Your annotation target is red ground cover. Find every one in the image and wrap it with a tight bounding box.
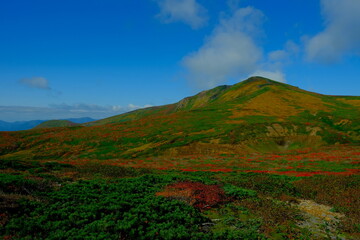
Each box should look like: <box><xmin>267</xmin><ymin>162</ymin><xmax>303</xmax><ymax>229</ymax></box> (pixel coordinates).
<box><xmin>156</xmin><ymin>182</ymin><xmax>228</xmax><ymax>209</ymax></box>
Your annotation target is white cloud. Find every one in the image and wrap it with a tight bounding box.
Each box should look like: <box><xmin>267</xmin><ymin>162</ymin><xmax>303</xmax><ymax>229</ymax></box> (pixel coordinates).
<box><xmin>155</xmin><ymin>0</ymin><xmax>208</xmax><ymax>29</ymax></box>
<box><xmin>0</xmin><ymin>104</ymin><xmax>152</xmax><ymax>122</ymax></box>
<box><xmin>305</xmin><ymin>0</ymin><xmax>360</xmax><ymax>63</ymax></box>
<box><xmin>249</xmin><ymin>70</ymin><xmax>286</xmax><ymax>83</ymax></box>
<box><xmin>227</xmin><ymin>0</ymin><xmax>240</xmax><ymax>11</ymax></box>
<box><xmin>50</xmin><ymin>103</ymin><xmax>114</xmax><ymax>112</ymax></box>
<box><xmin>19</xmin><ymin>77</ymin><xmax>50</xmax><ymax>90</ymax></box>
<box><xmin>112</xmin><ymin>105</ymin><xmax>122</xmax><ymax>111</ymax></box>
<box><xmin>51</xmin><ymin>103</ymin><xmax>152</xmax><ymax>113</ymax></box>
<box><xmin>268</xmin><ymin>41</ymin><xmax>299</xmax><ymax>64</ymax></box>
<box><xmin>268</xmin><ymin>50</ymin><xmax>288</xmax><ymax>62</ymax></box>
<box><xmin>252</xmin><ymin>40</ymin><xmax>299</xmax><ymax>82</ymax></box>
<box><xmin>127</xmin><ymin>104</ymin><xmax>153</xmax><ymax>111</ymax></box>
<box><xmin>182</xmin><ymin>7</ymin><xmax>264</xmax><ymax>88</ymax></box>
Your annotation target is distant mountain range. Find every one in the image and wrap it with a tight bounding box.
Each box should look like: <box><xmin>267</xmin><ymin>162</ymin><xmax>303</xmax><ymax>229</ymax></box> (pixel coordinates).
<box><xmin>0</xmin><ymin>117</ymin><xmax>96</xmax><ymax>131</ymax></box>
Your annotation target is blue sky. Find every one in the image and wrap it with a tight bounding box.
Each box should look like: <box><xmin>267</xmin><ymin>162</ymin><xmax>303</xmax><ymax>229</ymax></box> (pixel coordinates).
<box><xmin>1</xmin><ymin>0</ymin><xmax>359</xmax><ymax>121</ymax></box>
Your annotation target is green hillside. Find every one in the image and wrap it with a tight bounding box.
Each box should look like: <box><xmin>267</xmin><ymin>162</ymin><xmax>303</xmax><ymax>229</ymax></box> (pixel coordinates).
<box><xmin>87</xmin><ymin>77</ymin><xmax>360</xmax><ymax>126</ymax></box>
<box><xmin>1</xmin><ymin>77</ymin><xmax>359</xmax><ymax>160</ymax></box>
<box><xmin>33</xmin><ymin>120</ymin><xmax>78</xmax><ymax>129</ymax></box>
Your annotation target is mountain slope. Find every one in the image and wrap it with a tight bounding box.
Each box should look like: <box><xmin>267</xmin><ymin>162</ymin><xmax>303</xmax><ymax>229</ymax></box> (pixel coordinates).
<box><xmin>87</xmin><ymin>77</ymin><xmax>359</xmax><ymax>126</ymax></box>
<box><xmin>33</xmin><ymin>120</ymin><xmax>78</xmax><ymax>129</ymax></box>
<box><xmin>0</xmin><ymin>77</ymin><xmax>359</xmax><ymax>160</ymax></box>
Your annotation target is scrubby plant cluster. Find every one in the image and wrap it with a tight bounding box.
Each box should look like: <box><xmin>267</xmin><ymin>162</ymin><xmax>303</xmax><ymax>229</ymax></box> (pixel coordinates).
<box><xmin>1</xmin><ymin>159</ymin><xmax>359</xmax><ymax>239</ymax></box>
<box><xmin>156</xmin><ymin>181</ymin><xmax>228</xmax><ymax>209</ymax></box>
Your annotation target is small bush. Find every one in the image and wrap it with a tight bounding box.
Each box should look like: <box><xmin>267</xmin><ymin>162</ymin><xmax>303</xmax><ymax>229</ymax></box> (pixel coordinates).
<box><xmin>223</xmin><ymin>184</ymin><xmax>257</xmax><ymax>199</ymax></box>
<box><xmin>221</xmin><ymin>172</ymin><xmax>299</xmax><ymax>197</ymax></box>
<box><xmin>156</xmin><ymin>181</ymin><xmax>228</xmax><ymax>209</ymax></box>
<box><xmin>0</xmin><ymin>174</ymin><xmax>50</xmax><ymax>195</ymax></box>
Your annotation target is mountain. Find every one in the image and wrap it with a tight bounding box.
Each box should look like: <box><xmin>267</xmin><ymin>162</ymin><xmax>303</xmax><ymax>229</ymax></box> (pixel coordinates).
<box><xmin>0</xmin><ymin>117</ymin><xmax>96</xmax><ymax>131</ymax></box>
<box><xmin>33</xmin><ymin>117</ymin><xmax>97</xmax><ymax>129</ymax></box>
<box><xmin>86</xmin><ymin>77</ymin><xmax>360</xmax><ymax>126</ymax></box>
<box><xmin>0</xmin><ymin>77</ymin><xmax>359</xmax><ymax>160</ymax></box>
<box><xmin>33</xmin><ymin>120</ymin><xmax>78</xmax><ymax>129</ymax></box>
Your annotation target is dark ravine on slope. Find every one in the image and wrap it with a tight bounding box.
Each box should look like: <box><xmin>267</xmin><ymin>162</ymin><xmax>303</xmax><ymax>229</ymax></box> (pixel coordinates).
<box><xmin>0</xmin><ymin>77</ymin><xmax>359</xmax><ymax>160</ymax></box>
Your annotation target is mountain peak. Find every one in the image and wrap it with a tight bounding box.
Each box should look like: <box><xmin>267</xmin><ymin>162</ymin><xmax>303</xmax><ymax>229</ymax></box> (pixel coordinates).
<box><xmin>235</xmin><ymin>76</ymin><xmax>282</xmax><ymax>88</ymax></box>
<box><xmin>244</xmin><ymin>76</ymin><xmax>273</xmax><ymax>83</ymax></box>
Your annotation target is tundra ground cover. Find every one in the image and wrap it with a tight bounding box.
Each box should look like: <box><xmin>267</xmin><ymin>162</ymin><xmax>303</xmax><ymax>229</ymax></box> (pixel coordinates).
<box><xmin>55</xmin><ymin>144</ymin><xmax>360</xmax><ymax>177</ymax></box>
<box><xmin>1</xmin><ymin>149</ymin><xmax>359</xmax><ymax>240</ymax></box>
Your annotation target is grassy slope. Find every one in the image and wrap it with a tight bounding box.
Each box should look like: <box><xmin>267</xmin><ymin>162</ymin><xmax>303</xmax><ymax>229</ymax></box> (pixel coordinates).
<box><xmin>0</xmin><ymin>77</ymin><xmax>359</xmax><ymax>160</ymax></box>
<box><xmin>86</xmin><ymin>77</ymin><xmax>359</xmax><ymax>126</ymax></box>
<box><xmin>33</xmin><ymin>120</ymin><xmax>78</xmax><ymax>129</ymax></box>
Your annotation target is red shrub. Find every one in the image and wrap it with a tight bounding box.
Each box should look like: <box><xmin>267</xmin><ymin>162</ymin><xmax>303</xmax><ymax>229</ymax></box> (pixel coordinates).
<box><xmin>156</xmin><ymin>182</ymin><xmax>228</xmax><ymax>209</ymax></box>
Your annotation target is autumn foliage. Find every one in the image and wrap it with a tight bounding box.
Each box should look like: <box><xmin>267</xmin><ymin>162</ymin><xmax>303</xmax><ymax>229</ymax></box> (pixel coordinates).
<box><xmin>156</xmin><ymin>182</ymin><xmax>228</xmax><ymax>209</ymax></box>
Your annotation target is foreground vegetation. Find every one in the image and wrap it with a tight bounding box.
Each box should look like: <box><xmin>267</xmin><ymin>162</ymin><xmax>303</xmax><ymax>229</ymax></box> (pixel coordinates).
<box><xmin>1</xmin><ymin>157</ymin><xmax>359</xmax><ymax>239</ymax></box>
